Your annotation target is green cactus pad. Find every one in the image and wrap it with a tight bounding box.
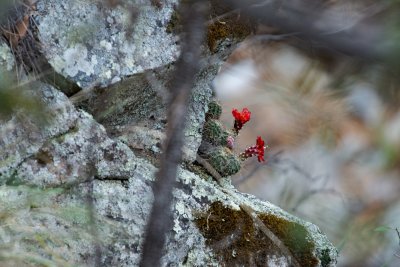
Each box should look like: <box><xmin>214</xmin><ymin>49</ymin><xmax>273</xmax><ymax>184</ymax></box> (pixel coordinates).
<box><xmin>206</xmin><ymin>101</ymin><xmax>222</xmax><ymax>120</ymax></box>
<box><xmin>203</xmin><ymin>119</ymin><xmax>231</xmax><ymax>146</ymax></box>
<box><xmin>208</xmin><ymin>147</ymin><xmax>241</xmax><ymax>177</ymax></box>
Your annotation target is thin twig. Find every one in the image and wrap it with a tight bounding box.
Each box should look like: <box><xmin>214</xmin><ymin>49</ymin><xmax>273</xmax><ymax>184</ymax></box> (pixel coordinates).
<box><xmin>240</xmin><ymin>203</ymin><xmax>301</xmax><ymax>267</ymax></box>
<box><xmin>223</xmin><ymin>0</ymin><xmax>388</xmax><ymax>61</ymax></box>
<box><xmin>139</xmin><ymin>2</ymin><xmax>207</xmax><ymax>267</ymax></box>
<box><xmin>196</xmin><ymin>154</ymin><xmax>302</xmax><ymax>266</ymax></box>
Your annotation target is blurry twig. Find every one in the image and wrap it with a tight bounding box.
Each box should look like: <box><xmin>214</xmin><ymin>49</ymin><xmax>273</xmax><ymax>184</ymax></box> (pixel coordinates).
<box><xmin>240</xmin><ymin>203</ymin><xmax>301</xmax><ymax>267</ymax></box>
<box><xmin>223</xmin><ymin>0</ymin><xmax>389</xmax><ymax>61</ymax></box>
<box><xmin>291</xmin><ymin>188</ymin><xmax>341</xmax><ymax>213</ymax></box>
<box><xmin>233</xmin><ymin>150</ymin><xmax>283</xmax><ymax>185</ymax></box>
<box><xmin>139</xmin><ymin>2</ymin><xmax>207</xmax><ymax>267</ymax></box>
<box><xmin>206</xmin><ymin>8</ymin><xmax>240</xmax><ymax>26</ymax></box>
<box><xmin>395</xmin><ymin>228</ymin><xmax>400</xmax><ymax>259</ymax></box>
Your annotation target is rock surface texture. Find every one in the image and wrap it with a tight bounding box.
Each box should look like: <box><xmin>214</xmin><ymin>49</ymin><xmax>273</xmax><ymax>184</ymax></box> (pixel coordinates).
<box><xmin>0</xmin><ymin>1</ymin><xmax>338</xmax><ymax>266</ymax></box>
<box><xmin>35</xmin><ymin>0</ymin><xmax>180</xmax><ymax>89</ymax></box>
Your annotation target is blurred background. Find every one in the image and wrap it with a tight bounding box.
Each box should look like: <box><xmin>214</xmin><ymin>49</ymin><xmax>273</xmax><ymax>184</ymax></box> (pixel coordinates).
<box><xmin>213</xmin><ymin>1</ymin><xmax>400</xmax><ymax>265</ymax></box>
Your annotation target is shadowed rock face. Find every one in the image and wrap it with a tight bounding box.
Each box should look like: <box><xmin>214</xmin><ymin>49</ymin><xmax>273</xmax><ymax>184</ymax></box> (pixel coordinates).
<box><xmin>0</xmin><ymin>1</ymin><xmax>337</xmax><ymax>266</ymax></box>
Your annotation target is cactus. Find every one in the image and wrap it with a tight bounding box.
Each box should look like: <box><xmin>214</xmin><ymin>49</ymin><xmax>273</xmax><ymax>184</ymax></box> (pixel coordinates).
<box><xmin>206</xmin><ymin>101</ymin><xmax>222</xmax><ymax>120</ymax></box>
<box><xmin>203</xmin><ymin>119</ymin><xmax>231</xmax><ymax>146</ymax></box>
<box><xmin>207</xmin><ymin>146</ymin><xmax>241</xmax><ymax>177</ymax></box>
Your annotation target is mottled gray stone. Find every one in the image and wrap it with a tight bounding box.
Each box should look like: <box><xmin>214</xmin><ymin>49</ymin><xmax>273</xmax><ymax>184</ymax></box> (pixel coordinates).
<box><xmin>35</xmin><ymin>0</ymin><xmax>179</xmax><ymax>89</ymax></box>
<box><xmin>74</xmin><ymin>63</ymin><xmax>213</xmax><ymax>162</ymax></box>
<box><xmin>0</xmin><ymin>40</ymin><xmax>15</xmax><ymax>71</ymax></box>
<box><xmin>14</xmin><ymin>110</ymin><xmax>138</xmax><ymax>186</ymax></box>
<box><xmin>0</xmin><ymin>82</ymin><xmax>78</xmax><ymax>180</ymax></box>
<box><xmin>0</xmin><ymin>157</ymin><xmax>338</xmax><ymax>266</ymax></box>
<box><xmin>0</xmin><ymin>1</ymin><xmax>337</xmax><ymax>265</ymax></box>
<box><xmin>0</xmin><ymin>80</ymin><xmax>337</xmax><ymax>266</ymax></box>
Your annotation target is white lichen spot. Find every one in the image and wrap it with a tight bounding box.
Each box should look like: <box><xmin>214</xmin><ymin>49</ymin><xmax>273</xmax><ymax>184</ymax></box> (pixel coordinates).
<box><xmin>62</xmin><ymin>44</ymin><xmax>95</xmax><ymax>77</ymax></box>
<box><xmin>111</xmin><ymin>76</ymin><xmax>121</xmax><ymax>84</ymax></box>
<box><xmin>103</xmin><ymin>70</ymin><xmax>112</xmax><ymax>79</ymax></box>
<box><xmin>51</xmin><ymin>55</ymin><xmax>65</xmax><ymax>73</ymax></box>
<box><xmin>176</xmin><ymin>201</ymin><xmax>186</xmax><ymax>215</ymax></box>
<box><xmin>91</xmin><ymin>55</ymin><xmax>98</xmax><ymax>66</ymax></box>
<box><xmin>100</xmin><ymin>40</ymin><xmax>113</xmax><ymax>51</ymax></box>
<box><xmin>0</xmin><ymin>43</ymin><xmax>15</xmax><ymax>71</ymax></box>
<box><xmin>267</xmin><ymin>255</ymin><xmax>290</xmax><ymax>267</ymax></box>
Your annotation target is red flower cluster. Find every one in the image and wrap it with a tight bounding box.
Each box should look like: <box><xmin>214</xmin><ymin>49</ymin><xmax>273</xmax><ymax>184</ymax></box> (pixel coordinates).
<box><xmin>232</xmin><ymin>108</ymin><xmax>251</xmax><ymax>133</ymax></box>
<box><xmin>240</xmin><ymin>136</ymin><xmax>266</xmax><ymax>162</ymax></box>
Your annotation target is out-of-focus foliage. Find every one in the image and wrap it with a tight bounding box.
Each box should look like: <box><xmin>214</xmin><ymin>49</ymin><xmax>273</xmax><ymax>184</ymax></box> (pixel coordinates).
<box><xmin>0</xmin><ymin>70</ymin><xmax>44</xmax><ymax>120</ymax></box>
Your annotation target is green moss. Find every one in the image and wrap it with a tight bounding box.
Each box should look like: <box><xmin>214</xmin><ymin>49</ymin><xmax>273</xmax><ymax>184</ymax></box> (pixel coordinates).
<box><xmin>207</xmin><ymin>1</ymin><xmax>253</xmax><ymax>52</ymax></box>
<box><xmin>206</xmin><ymin>100</ymin><xmax>222</xmax><ymax>120</ymax></box>
<box><xmin>195</xmin><ymin>201</ymin><xmax>322</xmax><ymax>266</ymax></box>
<box><xmin>208</xmin><ymin>146</ymin><xmax>240</xmax><ymax>176</ymax></box>
<box><xmin>259</xmin><ymin>214</ymin><xmax>319</xmax><ymax>266</ymax></box>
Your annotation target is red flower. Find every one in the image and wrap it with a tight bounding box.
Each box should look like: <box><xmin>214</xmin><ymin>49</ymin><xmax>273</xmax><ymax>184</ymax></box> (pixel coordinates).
<box><xmin>255</xmin><ymin>136</ymin><xmax>265</xmax><ymax>162</ymax></box>
<box><xmin>240</xmin><ymin>136</ymin><xmax>267</xmax><ymax>162</ymax></box>
<box><xmin>232</xmin><ymin>108</ymin><xmax>251</xmax><ymax>133</ymax></box>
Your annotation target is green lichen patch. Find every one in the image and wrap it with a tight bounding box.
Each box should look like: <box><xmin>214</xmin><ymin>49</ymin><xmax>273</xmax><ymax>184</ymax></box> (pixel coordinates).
<box><xmin>195</xmin><ymin>201</ymin><xmax>323</xmax><ymax>266</ymax></box>
<box><xmin>208</xmin><ymin>147</ymin><xmax>240</xmax><ymax>176</ymax></box>
<box><xmin>195</xmin><ymin>201</ymin><xmax>288</xmax><ymax>266</ymax></box>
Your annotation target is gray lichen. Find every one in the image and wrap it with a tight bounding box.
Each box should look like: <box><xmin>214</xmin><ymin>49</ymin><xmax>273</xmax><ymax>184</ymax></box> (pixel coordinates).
<box><xmin>0</xmin><ymin>41</ymin><xmax>15</xmax><ymax>71</ymax></box>
<box><xmin>0</xmin><ymin>1</ymin><xmax>338</xmax><ymax>265</ymax></box>
<box><xmin>0</xmin><ymin>80</ymin><xmax>337</xmax><ymax>266</ymax></box>
<box><xmin>0</xmin><ymin>82</ymin><xmax>78</xmax><ymax>180</ymax></box>
<box><xmin>74</xmin><ymin>62</ymin><xmax>213</xmax><ymax>162</ymax></box>
<box><xmin>35</xmin><ymin>0</ymin><xmax>180</xmax><ymax>89</ymax></box>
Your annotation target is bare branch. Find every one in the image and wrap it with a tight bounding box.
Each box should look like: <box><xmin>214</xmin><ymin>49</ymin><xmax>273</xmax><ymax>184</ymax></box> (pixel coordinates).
<box><xmin>139</xmin><ymin>2</ymin><xmax>207</xmax><ymax>267</ymax></box>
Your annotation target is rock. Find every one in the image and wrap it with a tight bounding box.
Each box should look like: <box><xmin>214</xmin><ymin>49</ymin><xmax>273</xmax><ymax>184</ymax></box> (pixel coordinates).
<box><xmin>0</xmin><ymin>160</ymin><xmax>338</xmax><ymax>266</ymax></box>
<box><xmin>0</xmin><ymin>39</ymin><xmax>15</xmax><ymax>71</ymax></box>
<box><xmin>0</xmin><ymin>82</ymin><xmax>78</xmax><ymax>180</ymax></box>
<box><xmin>0</xmin><ymin>81</ymin><xmax>337</xmax><ymax>266</ymax></box>
<box><xmin>73</xmin><ymin>63</ymin><xmax>214</xmax><ymax>162</ymax></box>
<box><xmin>0</xmin><ymin>1</ymin><xmax>338</xmax><ymax>265</ymax></box>
<box><xmin>35</xmin><ymin>0</ymin><xmax>180</xmax><ymax>89</ymax></box>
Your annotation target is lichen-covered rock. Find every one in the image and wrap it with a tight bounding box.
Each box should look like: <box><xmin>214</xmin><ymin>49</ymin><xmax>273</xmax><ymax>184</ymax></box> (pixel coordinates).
<box><xmin>0</xmin><ymin>40</ymin><xmax>15</xmax><ymax>71</ymax></box>
<box><xmin>0</xmin><ymin>160</ymin><xmax>338</xmax><ymax>267</ymax></box>
<box><xmin>35</xmin><ymin>0</ymin><xmax>180</xmax><ymax>89</ymax></box>
<box><xmin>0</xmin><ymin>1</ymin><xmax>338</xmax><ymax>265</ymax></box>
<box><xmin>0</xmin><ymin>80</ymin><xmax>337</xmax><ymax>266</ymax></box>
<box><xmin>74</xmin><ymin>63</ymin><xmax>214</xmax><ymax>162</ymax></box>
<box><xmin>13</xmin><ymin>111</ymin><xmax>138</xmax><ymax>186</ymax></box>
<box><xmin>0</xmin><ymin>82</ymin><xmax>78</xmax><ymax>180</ymax></box>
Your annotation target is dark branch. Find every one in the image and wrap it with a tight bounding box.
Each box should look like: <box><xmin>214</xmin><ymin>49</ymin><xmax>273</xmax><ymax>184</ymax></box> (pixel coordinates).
<box><xmin>139</xmin><ymin>2</ymin><xmax>207</xmax><ymax>267</ymax></box>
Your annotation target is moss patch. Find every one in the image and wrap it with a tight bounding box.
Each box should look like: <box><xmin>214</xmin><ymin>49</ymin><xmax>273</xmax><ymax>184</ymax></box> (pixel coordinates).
<box><xmin>207</xmin><ymin>1</ymin><xmax>253</xmax><ymax>52</ymax></box>
<box><xmin>195</xmin><ymin>201</ymin><xmax>321</xmax><ymax>266</ymax></box>
<box><xmin>259</xmin><ymin>214</ymin><xmax>319</xmax><ymax>266</ymax></box>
